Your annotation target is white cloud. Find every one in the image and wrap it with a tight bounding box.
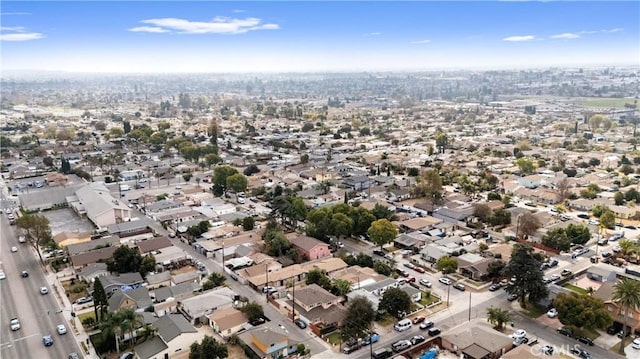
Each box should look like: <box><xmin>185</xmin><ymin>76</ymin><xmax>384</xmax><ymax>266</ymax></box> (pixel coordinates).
<box><xmin>503</xmin><ymin>35</ymin><xmax>535</xmax><ymax>42</ymax></box>
<box><xmin>1</xmin><ymin>24</ymin><xmax>43</xmax><ymax>42</ymax></box>
<box><xmin>0</xmin><ymin>32</ymin><xmax>44</xmax><ymax>41</ymax></box>
<box><xmin>132</xmin><ymin>16</ymin><xmax>280</xmax><ymax>35</ymax></box>
<box><xmin>551</xmin><ymin>32</ymin><xmax>580</xmax><ymax>39</ymax></box>
<box><xmin>410</xmin><ymin>39</ymin><xmax>431</xmax><ymax>44</ymax></box>
<box><xmin>129</xmin><ymin>26</ymin><xmax>170</xmax><ymax>33</ymax></box>
<box><xmin>579</xmin><ymin>28</ymin><xmax>623</xmax><ymax>35</ymax></box>
<box><xmin>0</xmin><ymin>26</ymin><xmax>26</xmax><ymax>32</ymax></box>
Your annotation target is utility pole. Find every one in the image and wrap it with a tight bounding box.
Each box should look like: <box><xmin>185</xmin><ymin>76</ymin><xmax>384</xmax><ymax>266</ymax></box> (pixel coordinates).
<box><xmin>265</xmin><ymin>264</ymin><xmax>269</xmax><ymax>301</ymax></box>
<box><xmin>468</xmin><ymin>292</ymin><xmax>472</xmax><ymax>321</ymax></box>
<box><xmin>291</xmin><ymin>278</ymin><xmax>296</xmax><ymax>321</ymax></box>
<box><xmin>447</xmin><ymin>284</ymin><xmax>451</xmax><ymax>307</ymax></box>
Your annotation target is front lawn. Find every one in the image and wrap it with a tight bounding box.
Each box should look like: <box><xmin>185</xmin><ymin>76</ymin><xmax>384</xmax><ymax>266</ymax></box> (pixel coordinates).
<box><xmin>563</xmin><ymin>284</ymin><xmax>588</xmax><ymax>295</ymax></box>
<box><xmin>325</xmin><ymin>331</ymin><xmax>341</xmax><ymax>345</ymax></box>
<box><xmin>376</xmin><ymin>314</ymin><xmax>395</xmax><ymax>327</ymax></box>
<box><xmin>420</xmin><ymin>291</ymin><xmax>439</xmax><ymax>306</ymax></box>
<box><xmin>524</xmin><ymin>303</ymin><xmax>547</xmax><ymax>318</ymax></box>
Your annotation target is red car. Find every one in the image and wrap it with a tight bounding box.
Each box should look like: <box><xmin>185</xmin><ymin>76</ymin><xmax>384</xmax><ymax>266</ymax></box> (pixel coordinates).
<box><xmin>407</xmin><ymin>277</ymin><xmax>416</xmax><ymax>283</ymax></box>
<box><xmin>414</xmin><ymin>267</ymin><xmax>425</xmax><ymax>273</ymax></box>
<box><xmin>412</xmin><ymin>316</ymin><xmax>425</xmax><ymax>324</ymax></box>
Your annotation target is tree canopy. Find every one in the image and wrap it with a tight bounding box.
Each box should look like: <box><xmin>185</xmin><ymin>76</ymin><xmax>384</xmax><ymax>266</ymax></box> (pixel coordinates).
<box><xmin>189</xmin><ymin>335</ymin><xmax>228</xmax><ymax>359</ymax></box>
<box><xmin>553</xmin><ymin>292</ymin><xmax>611</xmax><ymax>330</ymax></box>
<box><xmin>502</xmin><ymin>243</ymin><xmax>548</xmax><ymax>308</ymax></box>
<box><xmin>379</xmin><ymin>287</ymin><xmax>412</xmax><ymax>319</ymax></box>
<box><xmin>341</xmin><ymin>296</ymin><xmax>376</xmax><ymax>340</ymax></box>
<box><xmin>16</xmin><ymin>213</ymin><xmax>54</xmax><ymax>264</ymax></box>
<box><xmin>436</xmin><ymin>256</ymin><xmax>458</xmax><ymax>274</ymax></box>
<box><xmin>368</xmin><ymin>219</ymin><xmax>397</xmax><ymax>249</ymax></box>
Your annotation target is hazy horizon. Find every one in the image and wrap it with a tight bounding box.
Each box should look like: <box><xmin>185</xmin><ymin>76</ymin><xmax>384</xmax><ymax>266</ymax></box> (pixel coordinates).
<box><xmin>2</xmin><ymin>1</ymin><xmax>638</xmax><ymax>73</ymax></box>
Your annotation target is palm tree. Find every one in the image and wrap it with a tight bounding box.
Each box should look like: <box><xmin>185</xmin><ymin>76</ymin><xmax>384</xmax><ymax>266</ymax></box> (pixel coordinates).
<box><xmin>117</xmin><ymin>308</ymin><xmax>143</xmax><ymax>347</ymax></box>
<box><xmin>612</xmin><ymin>278</ymin><xmax>640</xmax><ymax>354</ymax></box>
<box><xmin>486</xmin><ymin>307</ymin><xmax>512</xmax><ymax>330</ymax></box>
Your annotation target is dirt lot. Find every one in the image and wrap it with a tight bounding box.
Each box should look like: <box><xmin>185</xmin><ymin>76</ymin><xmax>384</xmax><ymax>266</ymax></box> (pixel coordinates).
<box><xmin>61</xmin><ymin>278</ymin><xmax>90</xmax><ymax>303</ymax></box>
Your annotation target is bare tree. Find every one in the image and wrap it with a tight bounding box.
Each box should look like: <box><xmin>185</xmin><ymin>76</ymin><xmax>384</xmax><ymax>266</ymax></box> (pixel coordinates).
<box><xmin>516</xmin><ymin>212</ymin><xmax>542</xmax><ymax>240</ymax></box>
<box><xmin>556</xmin><ymin>178</ymin><xmax>570</xmax><ymax>202</ymax></box>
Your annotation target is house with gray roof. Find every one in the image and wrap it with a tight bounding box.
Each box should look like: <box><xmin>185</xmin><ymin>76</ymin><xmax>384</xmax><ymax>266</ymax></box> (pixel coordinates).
<box><xmin>99</xmin><ymin>272</ymin><xmax>144</xmax><ymax>294</ymax></box>
<box><xmin>440</xmin><ymin>319</ymin><xmax>512</xmax><ymax>359</ymax></box>
<box><xmin>107</xmin><ymin>287</ymin><xmax>153</xmax><ymax>312</ymax></box>
<box><xmin>18</xmin><ymin>183</ymin><xmax>82</xmax><ymax>212</ymax></box>
<box><xmin>154</xmin><ymin>314</ymin><xmax>197</xmax><ymax>343</ymax></box>
<box><xmin>134</xmin><ymin>336</ymin><xmax>168</xmax><ymax>359</ymax></box>
<box><xmin>179</xmin><ymin>286</ymin><xmax>235</xmax><ymax>324</ymax></box>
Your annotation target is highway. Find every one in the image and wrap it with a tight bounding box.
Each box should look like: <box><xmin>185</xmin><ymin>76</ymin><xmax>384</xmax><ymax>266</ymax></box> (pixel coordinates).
<box><xmin>0</xmin><ymin>213</ymin><xmax>82</xmax><ymax>359</ymax></box>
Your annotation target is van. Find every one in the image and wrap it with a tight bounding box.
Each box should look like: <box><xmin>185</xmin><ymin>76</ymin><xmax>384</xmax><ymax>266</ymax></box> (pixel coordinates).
<box><xmin>394</xmin><ymin>319</ymin><xmax>412</xmax><ymax>332</ymax></box>
<box><xmin>372</xmin><ymin>347</ymin><xmax>393</xmax><ymax>359</ymax></box>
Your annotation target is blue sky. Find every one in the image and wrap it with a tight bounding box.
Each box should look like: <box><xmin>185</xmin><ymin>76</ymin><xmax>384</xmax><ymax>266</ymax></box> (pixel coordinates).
<box><xmin>1</xmin><ymin>1</ymin><xmax>638</xmax><ymax>73</ymax></box>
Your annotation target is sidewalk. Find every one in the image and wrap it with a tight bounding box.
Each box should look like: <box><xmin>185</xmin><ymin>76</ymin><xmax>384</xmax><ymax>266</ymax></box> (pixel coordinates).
<box><xmin>46</xmin><ymin>267</ymin><xmax>100</xmax><ymax>359</ymax></box>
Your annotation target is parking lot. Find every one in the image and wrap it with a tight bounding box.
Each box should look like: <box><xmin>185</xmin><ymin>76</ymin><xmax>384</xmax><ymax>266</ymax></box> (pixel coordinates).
<box><xmin>41</xmin><ymin>208</ymin><xmax>95</xmax><ymax>236</ymax></box>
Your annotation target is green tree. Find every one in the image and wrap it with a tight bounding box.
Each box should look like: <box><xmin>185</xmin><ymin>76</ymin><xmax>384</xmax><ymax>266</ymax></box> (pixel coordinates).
<box><xmin>368</xmin><ymin>219</ymin><xmax>397</xmax><ymax>249</ymax></box>
<box><xmin>502</xmin><ymin>243</ymin><xmax>548</xmax><ymax>308</ymax></box>
<box><xmin>263</xmin><ymin>228</ymin><xmax>291</xmax><ymax>257</ymax></box>
<box><xmin>474</xmin><ymin>203</ymin><xmax>492</xmax><ymax>222</ymax></box>
<box><xmin>565</xmin><ymin>224</ymin><xmax>591</xmax><ymax>245</ymax></box>
<box><xmin>331</xmin><ymin>278</ymin><xmax>353</xmax><ymax>297</ymax></box>
<box><xmin>600</xmin><ymin>210</ymin><xmax>616</xmax><ymax>229</ymax></box>
<box><xmin>371</xmin><ymin>203</ymin><xmax>396</xmax><ymax>221</ymax></box>
<box><xmin>306</xmin><ymin>207</ymin><xmax>333</xmax><ymax>240</ymax></box>
<box><xmin>542</xmin><ymin>228</ymin><xmax>572</xmax><ymax>251</ymax></box>
<box><xmin>351</xmin><ymin>207</ymin><xmax>376</xmax><ymax>236</ymax></box>
<box><xmin>93</xmin><ymin>277</ymin><xmax>109</xmax><ymax>322</ymax></box>
<box><xmin>305</xmin><ymin>268</ymin><xmax>331</xmax><ymax>289</ymax></box>
<box><xmin>140</xmin><ymin>254</ymin><xmax>156</xmax><ymax>278</ymax></box>
<box><xmin>413</xmin><ymin>169</ymin><xmax>444</xmax><ymax>203</ymax></box>
<box><xmin>204</xmin><ymin>153</ymin><xmax>221</xmax><ymax>169</ymax></box>
<box><xmin>243</xmin><ymin>164</ymin><xmax>260</xmax><ymax>176</ymax></box>
<box><xmin>16</xmin><ymin>213</ymin><xmax>54</xmax><ymax>264</ymax></box>
<box><xmin>373</xmin><ymin>260</ymin><xmax>392</xmax><ymax>276</ymax></box>
<box><xmin>553</xmin><ymin>292</ymin><xmax>611</xmax><ymax>330</ymax></box>
<box><xmin>213</xmin><ymin>165</ymin><xmax>239</xmax><ymax>195</ymax></box>
<box><xmin>486</xmin><ymin>307</ymin><xmax>512</xmax><ymax>330</ymax></box>
<box><xmin>613</xmin><ymin>278</ymin><xmax>640</xmax><ymax>353</ymax></box>
<box><xmin>515</xmin><ymin>157</ymin><xmax>535</xmax><ymax>175</ymax></box>
<box><xmin>341</xmin><ymin>296</ymin><xmax>375</xmax><ymax>341</ymax></box>
<box><xmin>331</xmin><ymin>213</ymin><xmax>354</xmax><ymax>238</ymax></box>
<box><xmin>240</xmin><ymin>301</ymin><xmax>264</xmax><ymax>321</ymax></box>
<box><xmin>189</xmin><ymin>335</ymin><xmax>228</xmax><ymax>359</ymax></box>
<box><xmin>614</xmin><ymin>191</ymin><xmax>625</xmax><ymax>205</ymax></box>
<box><xmin>123</xmin><ymin>121</ymin><xmax>131</xmax><ymax>134</ymax></box>
<box><xmin>436</xmin><ymin>256</ymin><xmax>458</xmax><ymax>275</ymax></box>
<box><xmin>378</xmin><ymin>287</ymin><xmax>412</xmax><ymax>319</ymax></box>
<box><xmin>202</xmin><ymin>272</ymin><xmax>226</xmax><ymax>290</ymax></box>
<box><xmin>486</xmin><ymin>260</ymin><xmax>506</xmax><ymax>280</ymax></box>
<box><xmin>227</xmin><ymin>173</ymin><xmax>248</xmax><ymax>196</ymax></box>
<box><xmin>107</xmin><ymin>246</ymin><xmax>143</xmax><ymax>275</ymax></box>
<box><xmin>242</xmin><ymin>216</ymin><xmax>255</xmax><ymax>231</ymax></box>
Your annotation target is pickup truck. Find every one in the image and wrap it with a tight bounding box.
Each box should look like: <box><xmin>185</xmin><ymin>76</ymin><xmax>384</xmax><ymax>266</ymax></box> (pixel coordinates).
<box><xmin>343</xmin><ymin>339</ymin><xmax>363</xmax><ymax>354</ymax></box>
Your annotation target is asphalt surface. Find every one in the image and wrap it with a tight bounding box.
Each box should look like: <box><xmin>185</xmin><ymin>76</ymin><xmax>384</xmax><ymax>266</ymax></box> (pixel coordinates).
<box><xmin>0</xmin><ymin>213</ymin><xmax>82</xmax><ymax>359</ymax></box>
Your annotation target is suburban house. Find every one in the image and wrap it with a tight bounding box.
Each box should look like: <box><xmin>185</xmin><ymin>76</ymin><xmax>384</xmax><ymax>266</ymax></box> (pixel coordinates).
<box><xmin>179</xmin><ymin>286</ymin><xmax>235</xmax><ymax>325</ymax></box>
<box><xmin>133</xmin><ymin>314</ymin><xmax>198</xmax><ymax>359</ymax></box>
<box><xmin>99</xmin><ymin>272</ymin><xmax>145</xmax><ymax>294</ymax></box>
<box><xmin>440</xmin><ymin>319</ymin><xmax>513</xmax><ymax>359</ymax></box>
<box><xmin>68</xmin><ymin>182</ymin><xmax>132</xmax><ymax>228</ymax></box>
<box><xmin>238</xmin><ymin>327</ymin><xmax>301</xmax><ymax>359</ymax></box>
<box><xmin>70</xmin><ymin>246</ymin><xmax>117</xmax><ymax>269</ymax></box>
<box><xmin>107</xmin><ymin>287</ymin><xmax>153</xmax><ymax>312</ymax></box>
<box><xmin>594</xmin><ymin>279</ymin><xmax>640</xmax><ymax>334</ymax></box>
<box><xmin>284</xmin><ymin>284</ymin><xmax>346</xmax><ymax>326</ymax></box>
<box><xmin>290</xmin><ymin>235</ymin><xmax>331</xmax><ymax>260</ymax></box>
<box><xmin>53</xmin><ymin>231</ymin><xmax>93</xmax><ymax>248</ymax></box>
<box><xmin>457</xmin><ymin>253</ymin><xmax>494</xmax><ymax>281</ymax></box>
<box><xmin>209</xmin><ymin>307</ymin><xmax>248</xmax><ymax>337</ymax></box>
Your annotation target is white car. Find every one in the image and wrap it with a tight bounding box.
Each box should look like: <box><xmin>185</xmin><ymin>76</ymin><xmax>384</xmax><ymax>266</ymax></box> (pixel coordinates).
<box><xmin>11</xmin><ymin>246</ymin><xmax>17</xmax><ymax>253</ymax></box>
<box><xmin>512</xmin><ymin>329</ymin><xmax>527</xmax><ymax>339</ymax></box>
<box><xmin>0</xmin><ymin>271</ymin><xmax>5</xmax><ymax>280</ymax></box>
<box><xmin>18</xmin><ymin>236</ymin><xmax>26</xmax><ymax>243</ymax></box>
<box><xmin>438</xmin><ymin>277</ymin><xmax>452</xmax><ymax>285</ymax></box>
<box><xmin>549</xmin><ymin>274</ymin><xmax>561</xmax><ymax>281</ymax></box>
<box><xmin>40</xmin><ymin>286</ymin><xmax>49</xmax><ymax>295</ymax></box>
<box><xmin>632</xmin><ymin>338</ymin><xmax>640</xmax><ymax>349</ymax></box>
<box><xmin>10</xmin><ymin>318</ymin><xmax>20</xmax><ymax>331</ymax></box>
<box><xmin>547</xmin><ymin>308</ymin><xmax>558</xmax><ymax>318</ymax></box>
<box><xmin>419</xmin><ymin>279</ymin><xmax>432</xmax><ymax>287</ymax></box>
<box><xmin>56</xmin><ymin>324</ymin><xmax>67</xmax><ymax>335</ymax></box>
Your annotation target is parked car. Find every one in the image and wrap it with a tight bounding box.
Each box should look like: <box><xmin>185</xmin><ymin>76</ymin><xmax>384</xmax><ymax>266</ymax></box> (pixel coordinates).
<box><xmin>403</xmin><ymin>262</ymin><xmax>415</xmax><ymax>269</ymax></box>
<box><xmin>561</xmin><ymin>269</ymin><xmax>572</xmax><ymax>276</ymax></box>
<box><xmin>453</xmin><ymin>283</ymin><xmax>466</xmax><ymax>291</ymax></box>
<box><xmin>412</xmin><ymin>316</ymin><xmax>425</xmax><ymax>324</ymax></box>
<box><xmin>373</xmin><ymin>249</ymin><xmax>385</xmax><ymax>257</ymax></box>
<box><xmin>548</xmin><ymin>259</ymin><xmax>559</xmax><ymax>267</ymax></box>
<box><xmin>540</xmin><ymin>345</ymin><xmax>554</xmax><ymax>355</ymax></box>
<box><xmin>512</xmin><ymin>329</ymin><xmax>527</xmax><ymax>339</ymax></box>
<box><xmin>513</xmin><ymin>336</ymin><xmax>529</xmax><ymax>346</ymax></box>
<box><xmin>391</xmin><ymin>339</ymin><xmax>412</xmax><ymax>353</ymax></box>
<box><xmin>294</xmin><ymin>319</ymin><xmax>307</xmax><ymax>329</ymax></box>
<box><xmin>577</xmin><ymin>336</ymin><xmax>594</xmax><ymax>346</ymax></box>
<box><xmin>413</xmin><ymin>267</ymin><xmax>425</xmax><ymax>273</ymax></box>
<box><xmin>20</xmin><ymin>271</ymin><xmax>29</xmax><ymax>278</ymax></box>
<box><xmin>419</xmin><ymin>321</ymin><xmax>434</xmax><ymax>330</ymax></box>
<box><xmin>57</xmin><ymin>325</ymin><xmax>67</xmax><ymax>335</ymax></box>
<box><xmin>76</xmin><ymin>296</ymin><xmax>93</xmax><ymax>304</ymax></box>
<box><xmin>410</xmin><ymin>335</ymin><xmax>425</xmax><ymax>345</ymax></box>
<box><xmin>557</xmin><ymin>327</ymin><xmax>573</xmax><ymax>337</ymax></box>
<box><xmin>438</xmin><ymin>277</ymin><xmax>452</xmax><ymax>285</ymax></box>
<box><xmin>427</xmin><ymin>327</ymin><xmax>441</xmax><ymax>336</ymax></box>
<box><xmin>507</xmin><ymin>293</ymin><xmax>518</xmax><ymax>301</ymax></box>
<box><xmin>363</xmin><ymin>333</ymin><xmax>380</xmax><ymax>345</ymax></box>
<box><xmin>632</xmin><ymin>338</ymin><xmax>640</xmax><ymax>350</ymax></box>
<box><xmin>396</xmin><ymin>269</ymin><xmax>410</xmax><ymax>278</ymax></box>
<box><xmin>570</xmin><ymin>345</ymin><xmax>591</xmax><ymax>359</ymax></box>
<box><xmin>488</xmin><ymin>284</ymin><xmax>501</xmax><ymax>291</ymax></box>
<box><xmin>419</xmin><ymin>279</ymin><xmax>432</xmax><ymax>287</ymax></box>
<box><xmin>546</xmin><ymin>308</ymin><xmax>558</xmax><ymax>318</ymax></box>
<box><xmin>549</xmin><ymin>274</ymin><xmax>561</xmax><ymax>281</ymax></box>
<box><xmin>40</xmin><ymin>287</ymin><xmax>49</xmax><ymax>295</ymax></box>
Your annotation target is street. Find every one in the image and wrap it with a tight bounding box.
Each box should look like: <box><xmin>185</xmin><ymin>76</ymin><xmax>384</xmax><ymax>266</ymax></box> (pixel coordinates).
<box><xmin>0</xmin><ymin>213</ymin><xmax>82</xmax><ymax>359</ymax></box>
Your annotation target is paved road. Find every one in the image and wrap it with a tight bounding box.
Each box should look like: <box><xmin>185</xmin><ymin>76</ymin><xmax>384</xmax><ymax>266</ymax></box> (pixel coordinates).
<box><xmin>0</xmin><ymin>214</ymin><xmax>82</xmax><ymax>359</ymax></box>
